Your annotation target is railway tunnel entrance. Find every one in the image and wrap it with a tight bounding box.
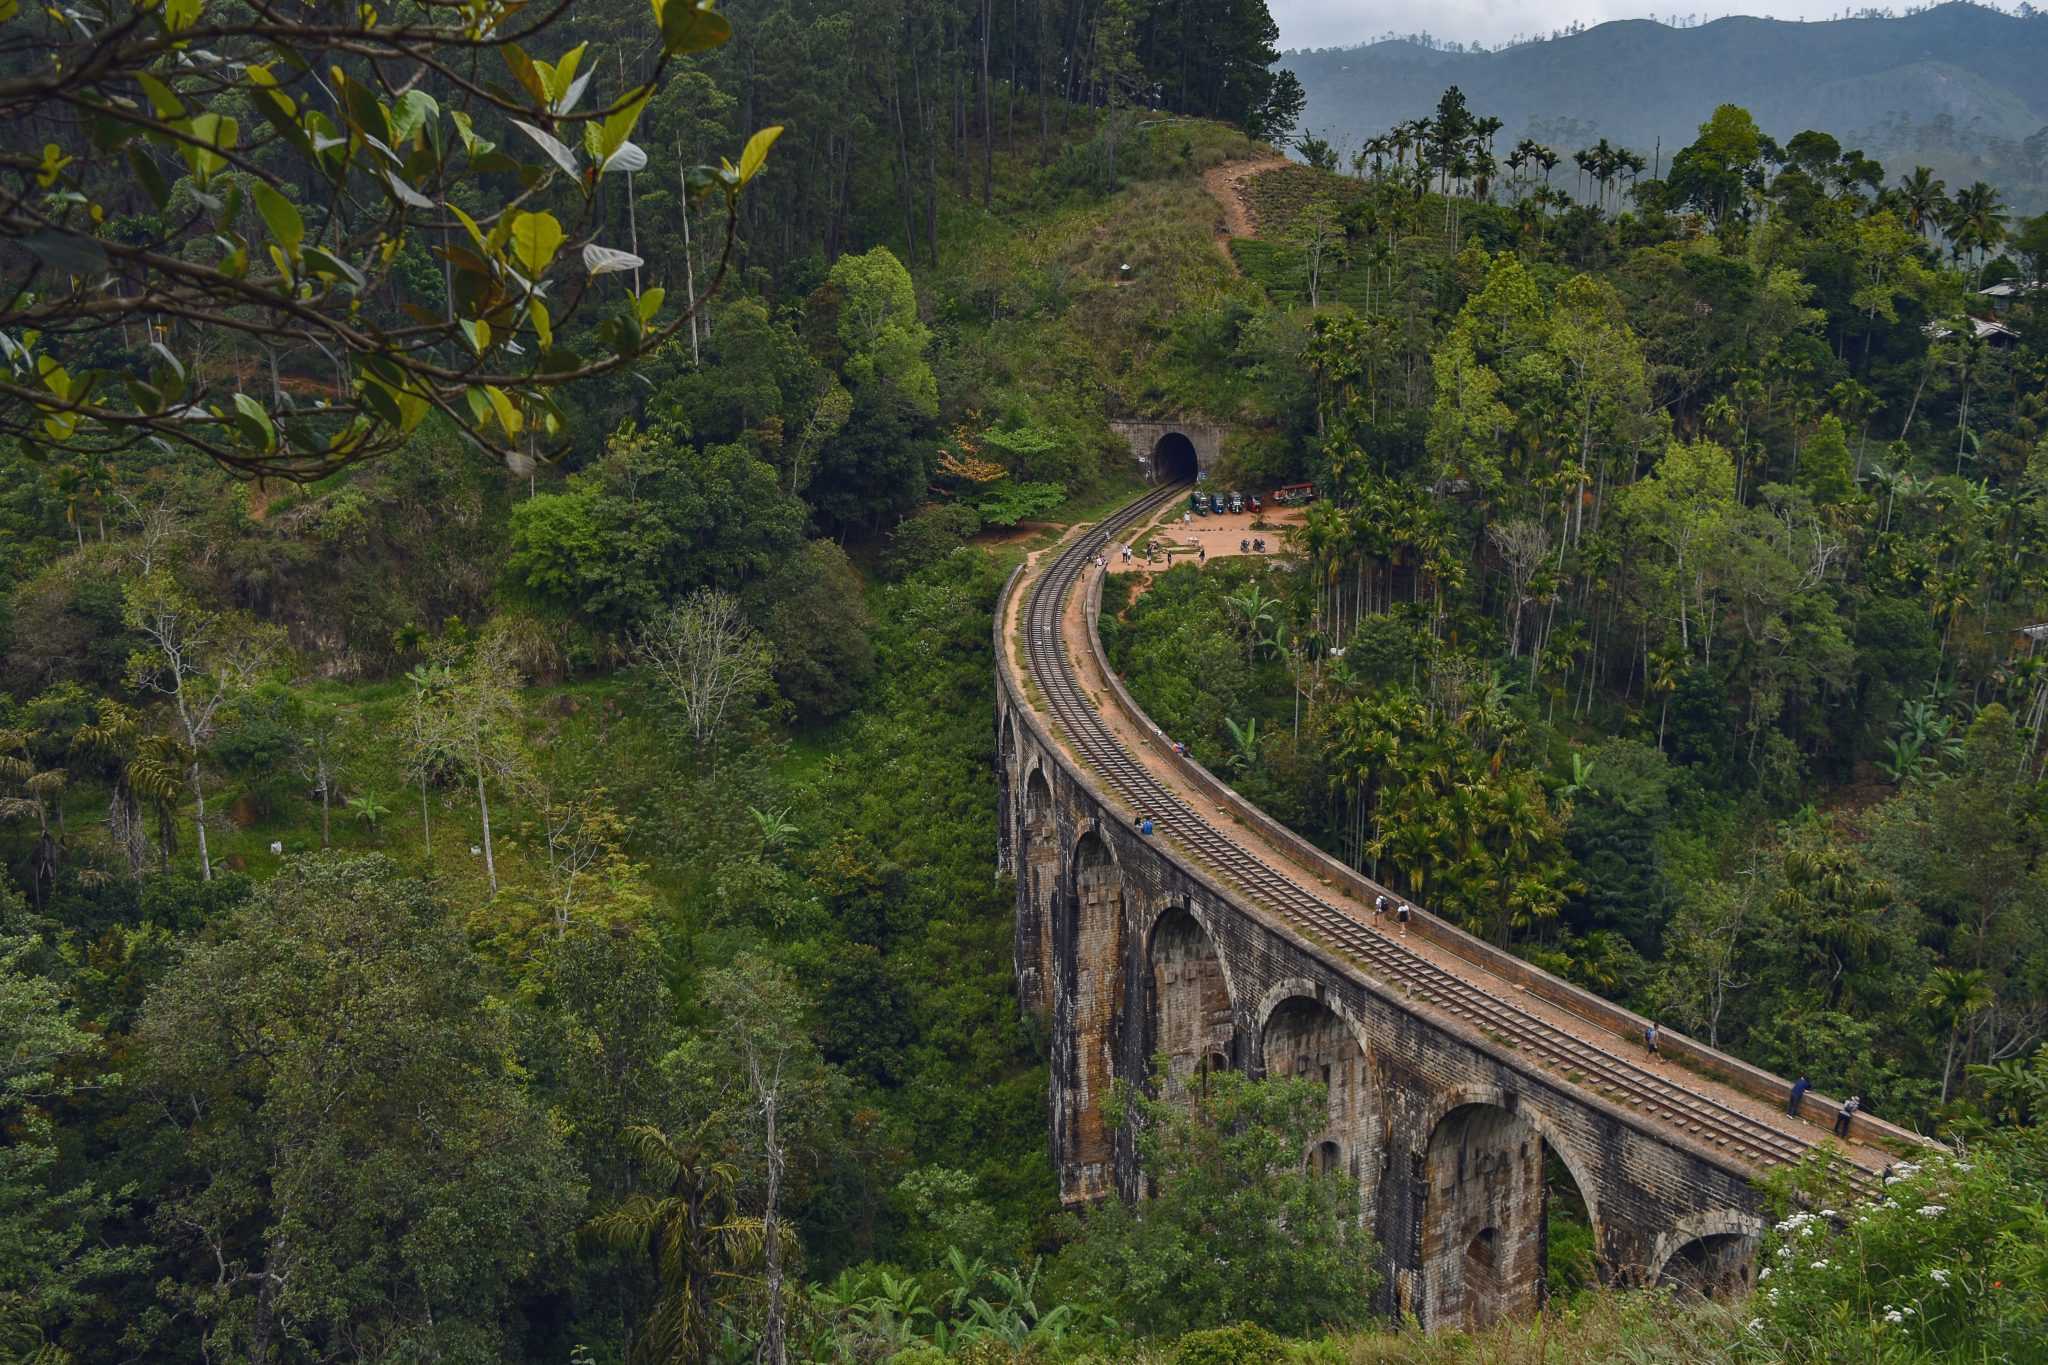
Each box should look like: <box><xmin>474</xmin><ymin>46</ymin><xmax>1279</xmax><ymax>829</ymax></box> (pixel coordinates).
<box><xmin>1153</xmin><ymin>432</ymin><xmax>1199</xmax><ymax>483</ymax></box>
<box><xmin>1419</xmin><ymin>1101</ymin><xmax>1599</xmax><ymax>1330</ymax></box>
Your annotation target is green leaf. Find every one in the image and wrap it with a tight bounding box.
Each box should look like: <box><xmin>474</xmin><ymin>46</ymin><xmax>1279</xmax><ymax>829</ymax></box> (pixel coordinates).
<box><xmin>127</xmin><ymin>147</ymin><xmax>169</xmax><ymax>208</ymax></box>
<box><xmin>635</xmin><ymin>287</ymin><xmax>665</xmax><ymax>323</ymax></box>
<box><xmin>446</xmin><ymin>204</ymin><xmax>489</xmax><ymax>254</ymax></box>
<box><xmin>390</xmin><ymin>90</ymin><xmax>440</xmax><ymax>146</ymax></box>
<box><xmin>179</xmin><ymin>113</ymin><xmax>238</xmax><ymax>184</ymax></box>
<box><xmin>501</xmin><ymin>45</ymin><xmax>548</xmax><ymax>106</ymax></box>
<box><xmin>460</xmin><ymin>318</ymin><xmax>491</xmax><ymax>355</ymax></box>
<box><xmin>302</xmin><ymin>246</ymin><xmax>366</xmax><ymax>291</ymax></box>
<box><xmin>509</xmin><ymin>212</ymin><xmax>565</xmax><ymax>278</ymax></box>
<box><xmin>22</xmin><ymin>231</ymin><xmax>108</xmax><ymax>275</ymax></box>
<box><xmin>659</xmin><ymin>0</ymin><xmax>732</xmax><ymax>56</ymax></box>
<box><xmin>598</xmin><ymin>92</ymin><xmax>650</xmax><ymax>161</ymax></box>
<box><xmin>482</xmin><ymin>385</ymin><xmax>522</xmax><ymax>435</ymax></box>
<box><xmin>232</xmin><ymin>392</ymin><xmax>276</xmax><ymax>450</ymax></box>
<box><xmin>510</xmin><ymin>121</ymin><xmax>578</xmax><ymax>178</ymax></box>
<box><xmin>136</xmin><ymin>74</ymin><xmax>184</xmax><ymax>120</ymax></box>
<box><xmin>738</xmin><ymin>125</ymin><xmax>782</xmax><ymax>185</ymax></box>
<box><xmin>251</xmin><ymin>181</ymin><xmax>304</xmax><ymax>257</ymax></box>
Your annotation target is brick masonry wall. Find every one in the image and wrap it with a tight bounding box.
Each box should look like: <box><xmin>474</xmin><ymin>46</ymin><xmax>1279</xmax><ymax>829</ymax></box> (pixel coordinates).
<box><xmin>1000</xmin><ymin>685</ymin><xmax>1767</xmax><ymax>1328</ymax></box>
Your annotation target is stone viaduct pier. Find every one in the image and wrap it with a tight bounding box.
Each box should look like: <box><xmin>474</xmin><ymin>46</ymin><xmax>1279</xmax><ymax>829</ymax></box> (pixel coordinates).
<box><xmin>995</xmin><ymin>484</ymin><xmax>1931</xmax><ymax>1329</ymax></box>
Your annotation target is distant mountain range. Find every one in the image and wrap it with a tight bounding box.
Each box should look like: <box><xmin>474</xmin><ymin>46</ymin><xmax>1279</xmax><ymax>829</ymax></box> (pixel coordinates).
<box><xmin>1283</xmin><ymin>4</ymin><xmax>2048</xmax><ymax>209</ymax></box>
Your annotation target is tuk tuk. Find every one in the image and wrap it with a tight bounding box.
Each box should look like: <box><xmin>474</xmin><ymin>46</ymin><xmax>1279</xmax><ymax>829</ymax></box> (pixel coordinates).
<box><xmin>1248</xmin><ymin>493</ymin><xmax>1263</xmax><ymax>512</ymax></box>
<box><xmin>1208</xmin><ymin>492</ymin><xmax>1225</xmax><ymax>515</ymax></box>
<box><xmin>1229</xmin><ymin>491</ymin><xmax>1244</xmax><ymax>515</ymax></box>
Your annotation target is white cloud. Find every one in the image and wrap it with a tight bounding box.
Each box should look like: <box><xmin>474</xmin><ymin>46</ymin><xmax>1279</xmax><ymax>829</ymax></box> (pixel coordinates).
<box><xmin>1275</xmin><ymin>0</ymin><xmax>1866</xmax><ymax>52</ymax></box>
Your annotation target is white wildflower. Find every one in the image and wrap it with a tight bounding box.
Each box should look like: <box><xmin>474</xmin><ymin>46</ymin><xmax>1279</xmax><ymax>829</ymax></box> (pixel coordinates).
<box><xmin>1757</xmin><ymin>1267</ymin><xmax>1771</xmax><ymax>1281</ymax></box>
<box><xmin>1811</xmin><ymin>1260</ymin><xmax>1831</xmax><ymax>1270</ymax></box>
<box><xmin>1919</xmin><ymin>1204</ymin><xmax>1946</xmax><ymax>1217</ymax></box>
<box><xmin>1883</xmin><ymin>1309</ymin><xmax>1904</xmax><ymax>1326</ymax></box>
<box><xmin>1803</xmin><ymin>1224</ymin><xmax>1819</xmax><ymax>1237</ymax></box>
<box><xmin>1747</xmin><ymin>1319</ymin><xmax>1764</xmax><ymax>1334</ymax></box>
<box><xmin>1930</xmin><ymin>1269</ymin><xmax>1949</xmax><ymax>1285</ymax></box>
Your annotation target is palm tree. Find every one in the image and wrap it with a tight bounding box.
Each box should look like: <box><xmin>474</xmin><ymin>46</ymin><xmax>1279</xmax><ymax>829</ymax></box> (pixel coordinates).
<box><xmin>1941</xmin><ymin>181</ymin><xmax>2008</xmax><ymax>268</ymax></box>
<box><xmin>587</xmin><ymin>1122</ymin><xmax>776</xmax><ymax>1365</ymax></box>
<box><xmin>1895</xmin><ymin>166</ymin><xmax>1947</xmax><ymax>237</ymax></box>
<box><xmin>1225</xmin><ymin>583</ymin><xmax>1279</xmax><ymax>662</ymax></box>
<box><xmin>1920</xmin><ymin>966</ymin><xmax>1995</xmax><ymax>1103</ymax></box>
<box><xmin>1223</xmin><ymin>716</ymin><xmax>1261</xmax><ymax>777</ymax></box>
<box><xmin>1572</xmin><ymin>147</ymin><xmax>1595</xmax><ymax>200</ymax></box>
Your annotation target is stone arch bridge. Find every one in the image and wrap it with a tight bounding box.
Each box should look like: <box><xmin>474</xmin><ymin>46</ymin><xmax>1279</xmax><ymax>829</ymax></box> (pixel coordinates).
<box><xmin>995</xmin><ymin>485</ymin><xmax>1928</xmax><ymax>1329</ymax></box>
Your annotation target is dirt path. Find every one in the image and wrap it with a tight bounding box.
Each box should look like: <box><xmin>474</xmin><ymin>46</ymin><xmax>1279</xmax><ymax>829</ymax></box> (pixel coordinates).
<box><xmin>1200</xmin><ymin>155</ymin><xmax>1288</xmax><ymax>265</ymax></box>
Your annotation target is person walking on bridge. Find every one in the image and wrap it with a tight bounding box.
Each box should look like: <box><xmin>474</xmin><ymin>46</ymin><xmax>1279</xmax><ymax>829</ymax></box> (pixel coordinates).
<box><xmin>1644</xmin><ymin>1020</ymin><xmax>1661</xmax><ymax>1059</ymax></box>
<box><xmin>1372</xmin><ymin>894</ymin><xmax>1388</xmax><ymax>930</ymax></box>
<box><xmin>1395</xmin><ymin>902</ymin><xmax>1410</xmax><ymax>936</ymax></box>
<box><xmin>1788</xmin><ymin>1075</ymin><xmax>1811</xmax><ymax>1117</ymax></box>
<box><xmin>1834</xmin><ymin>1095</ymin><xmax>1860</xmax><ymax>1138</ymax></box>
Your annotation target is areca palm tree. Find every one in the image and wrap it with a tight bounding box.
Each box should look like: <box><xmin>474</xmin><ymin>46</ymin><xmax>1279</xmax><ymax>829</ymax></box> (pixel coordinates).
<box><xmin>588</xmin><ymin>1122</ymin><xmax>777</xmax><ymax>1364</ymax></box>
<box><xmin>1921</xmin><ymin>966</ymin><xmax>1994</xmax><ymax>1103</ymax></box>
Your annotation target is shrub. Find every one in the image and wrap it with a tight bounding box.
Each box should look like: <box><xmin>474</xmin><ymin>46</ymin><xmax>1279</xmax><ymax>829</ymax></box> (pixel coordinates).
<box><xmin>1172</xmin><ymin>1322</ymin><xmax>1288</xmax><ymax>1365</ymax></box>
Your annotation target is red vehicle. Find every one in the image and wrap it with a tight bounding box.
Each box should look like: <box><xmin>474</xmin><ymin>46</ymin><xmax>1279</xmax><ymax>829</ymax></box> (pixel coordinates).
<box><xmin>1248</xmin><ymin>493</ymin><xmax>1263</xmax><ymax>512</ymax></box>
<box><xmin>1273</xmin><ymin>482</ymin><xmax>1316</xmax><ymax>505</ymax></box>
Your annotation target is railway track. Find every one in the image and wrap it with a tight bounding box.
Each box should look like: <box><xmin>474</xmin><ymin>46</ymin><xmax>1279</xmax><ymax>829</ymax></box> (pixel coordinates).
<box><xmin>1024</xmin><ymin>484</ymin><xmax>1869</xmax><ymax>1183</ymax></box>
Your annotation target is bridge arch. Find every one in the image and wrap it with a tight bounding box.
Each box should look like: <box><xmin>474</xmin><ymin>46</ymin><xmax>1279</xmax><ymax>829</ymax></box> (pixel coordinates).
<box><xmin>1254</xmin><ymin>978</ymin><xmax>1380</xmax><ymax>1215</ymax></box>
<box><xmin>1054</xmin><ymin>826</ymin><xmax>1126</xmax><ymax>1202</ymax></box>
<box><xmin>1648</xmin><ymin>1211</ymin><xmax>1761</xmax><ymax>1299</ymax></box>
<box><xmin>1416</xmin><ymin>1088</ymin><xmax>1604</xmax><ymax>1331</ymax></box>
<box><xmin>1015</xmin><ymin>764</ymin><xmax>1057</xmax><ymax>1023</ymax></box>
<box><xmin>1145</xmin><ymin>902</ymin><xmax>1238</xmax><ymax>1096</ymax></box>
<box><xmin>996</xmin><ymin>711</ymin><xmax>1018</xmax><ymax>874</ymax></box>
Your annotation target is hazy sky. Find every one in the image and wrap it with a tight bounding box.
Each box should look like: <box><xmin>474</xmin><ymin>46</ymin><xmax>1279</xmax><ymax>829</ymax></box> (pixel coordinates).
<box><xmin>1274</xmin><ymin>1</ymin><xmax>1864</xmax><ymax>51</ymax></box>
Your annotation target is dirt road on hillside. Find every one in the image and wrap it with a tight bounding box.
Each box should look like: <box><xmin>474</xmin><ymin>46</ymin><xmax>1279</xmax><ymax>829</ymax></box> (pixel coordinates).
<box><xmin>1201</xmin><ymin>155</ymin><xmax>1288</xmax><ymax>264</ymax></box>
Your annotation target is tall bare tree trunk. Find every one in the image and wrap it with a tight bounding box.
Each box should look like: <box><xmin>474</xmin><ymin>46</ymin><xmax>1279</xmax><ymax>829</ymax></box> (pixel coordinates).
<box><xmin>190</xmin><ymin>762</ymin><xmax>212</xmax><ymax>882</ymax></box>
<box><xmin>678</xmin><ymin>143</ymin><xmax>701</xmax><ymax>366</ymax></box>
<box><xmin>474</xmin><ymin>756</ymin><xmax>496</xmax><ymax>892</ymax></box>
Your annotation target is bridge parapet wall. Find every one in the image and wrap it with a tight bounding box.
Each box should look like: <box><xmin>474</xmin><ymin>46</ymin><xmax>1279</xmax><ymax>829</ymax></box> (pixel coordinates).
<box><xmin>995</xmin><ymin>563</ymin><xmax>1788</xmax><ymax>1328</ymax></box>
<box><xmin>1078</xmin><ymin>571</ymin><xmax>1931</xmax><ymax>1157</ymax></box>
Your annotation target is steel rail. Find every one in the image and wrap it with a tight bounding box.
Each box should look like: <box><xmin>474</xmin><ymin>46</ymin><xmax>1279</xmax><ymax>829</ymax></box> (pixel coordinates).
<box><xmin>1021</xmin><ymin>485</ymin><xmax>1869</xmax><ymax>1183</ymax></box>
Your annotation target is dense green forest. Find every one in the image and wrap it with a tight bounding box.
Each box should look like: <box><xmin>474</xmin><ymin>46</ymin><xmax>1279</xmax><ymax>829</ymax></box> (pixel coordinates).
<box><xmin>2</xmin><ymin>0</ymin><xmax>2047</xmax><ymax>1360</ymax></box>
